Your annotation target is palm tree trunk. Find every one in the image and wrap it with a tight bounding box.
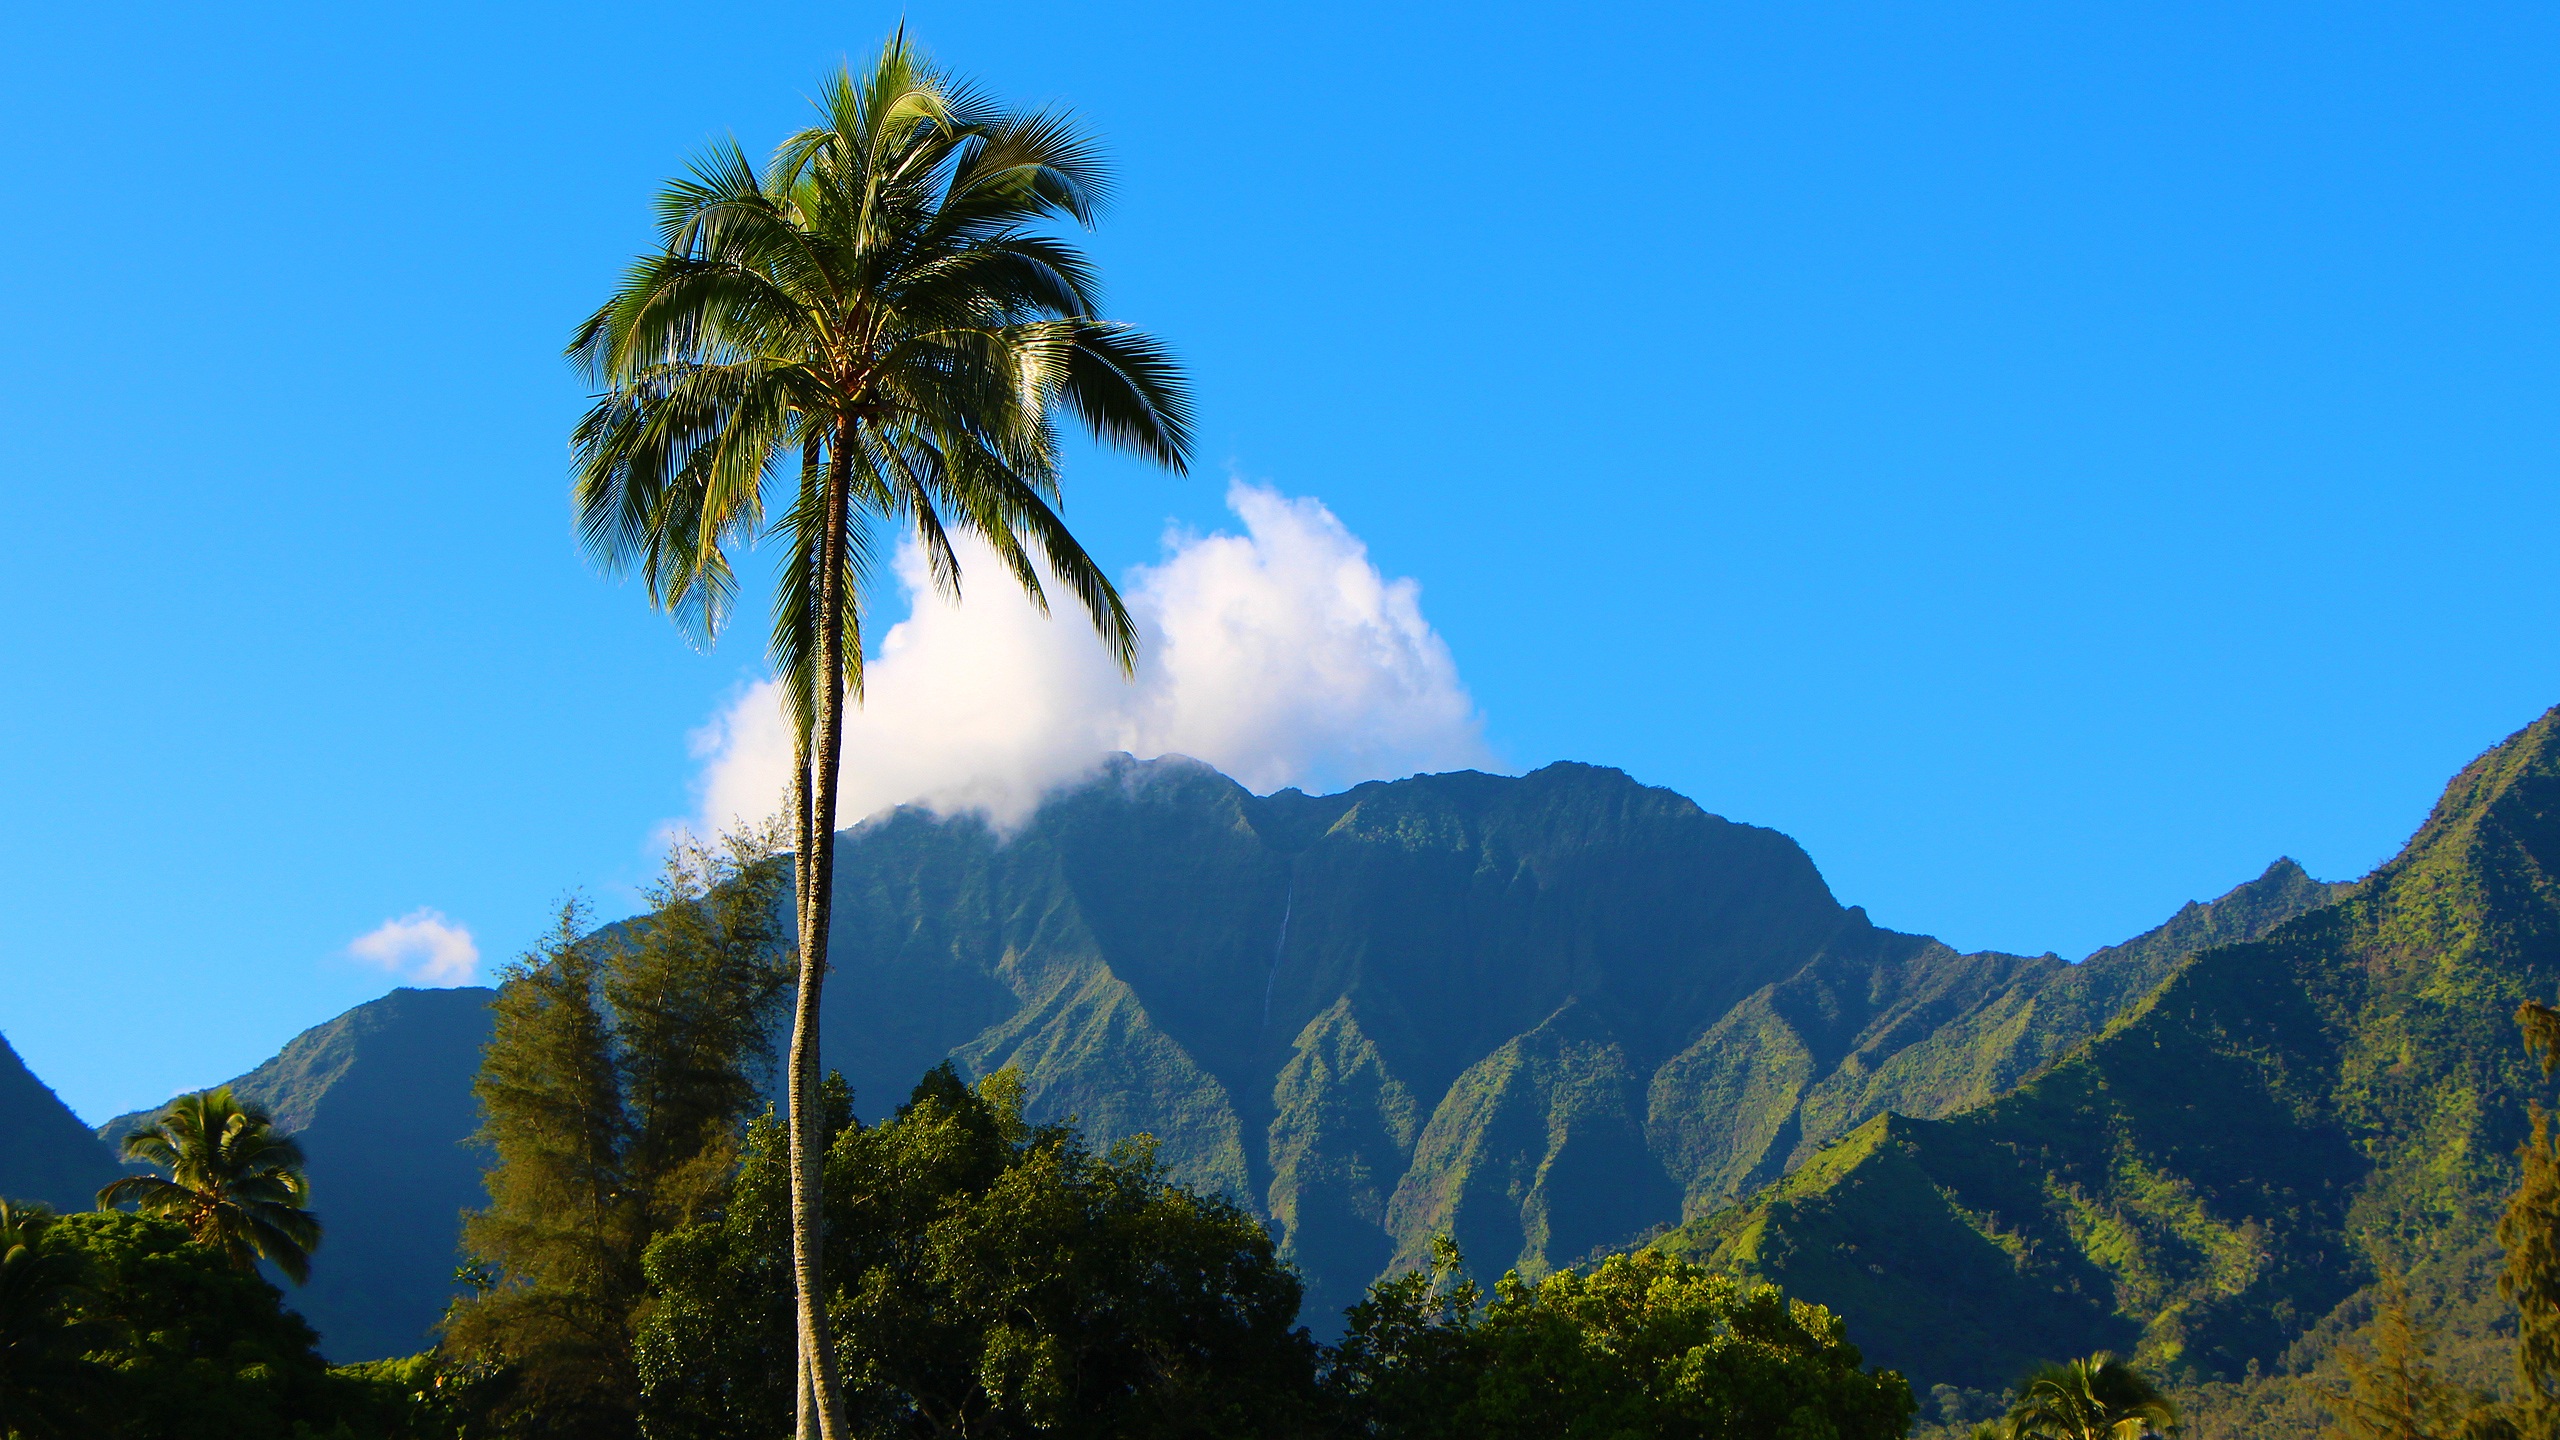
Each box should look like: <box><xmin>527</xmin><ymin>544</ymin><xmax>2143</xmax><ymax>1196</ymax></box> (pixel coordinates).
<box><xmin>789</xmin><ymin>736</ymin><xmax>817</xmax><ymax>1440</ymax></box>
<box><xmin>786</xmin><ymin>434</ymin><xmax>855</xmax><ymax>1440</ymax></box>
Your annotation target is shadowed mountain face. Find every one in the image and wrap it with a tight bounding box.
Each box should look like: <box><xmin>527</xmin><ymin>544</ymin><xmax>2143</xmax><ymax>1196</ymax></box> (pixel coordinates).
<box><xmin>0</xmin><ymin>1034</ymin><xmax>119</xmax><ymax>1212</ymax></box>
<box><xmin>1664</xmin><ymin>707</ymin><xmax>2560</xmax><ymax>1394</ymax></box>
<box><xmin>100</xmin><ymin>986</ymin><xmax>496</xmax><ymax>1362</ymax></box>
<box><xmin>812</xmin><ymin>756</ymin><xmax>2342</xmax><ymax>1323</ymax></box>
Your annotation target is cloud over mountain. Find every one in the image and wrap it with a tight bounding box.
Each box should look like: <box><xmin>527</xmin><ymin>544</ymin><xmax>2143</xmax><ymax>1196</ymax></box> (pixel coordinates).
<box><xmin>345</xmin><ymin>909</ymin><xmax>479</xmax><ymax>986</ymax></box>
<box><xmin>688</xmin><ymin>481</ymin><xmax>1494</xmax><ymax>832</ymax></box>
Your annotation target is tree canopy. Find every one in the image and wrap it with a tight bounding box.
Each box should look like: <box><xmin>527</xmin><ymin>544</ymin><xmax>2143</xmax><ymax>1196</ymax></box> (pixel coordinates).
<box><xmin>1330</xmin><ymin>1240</ymin><xmax>1915</xmax><ymax>1440</ymax></box>
<box><xmin>638</xmin><ymin>1064</ymin><xmax>1321</xmax><ymax>1440</ymax></box>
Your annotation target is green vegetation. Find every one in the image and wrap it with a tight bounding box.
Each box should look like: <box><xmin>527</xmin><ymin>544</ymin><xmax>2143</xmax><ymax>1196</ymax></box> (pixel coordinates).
<box><xmin>0</xmin><ymin>758</ymin><xmax>2341</xmax><ymax>1359</ymax></box>
<box><xmin>443</xmin><ymin>832</ymin><xmax>791</xmax><ymax>1436</ymax></box>
<box><xmin>0</xmin><ymin>1206</ymin><xmax>437</xmax><ymax>1438</ymax></box>
<box><xmin>638</xmin><ymin>1064</ymin><xmax>1322</xmax><ymax>1440</ymax></box>
<box><xmin>2319</xmin><ymin>1282</ymin><xmax>2474</xmax><ymax>1440</ymax></box>
<box><xmin>1330</xmin><ymin>1239</ymin><xmax>1914</xmax><ymax>1440</ymax></box>
<box><xmin>569</xmin><ymin>35</ymin><xmax>1193</xmax><ymax>1436</ymax></box>
<box><xmin>1666</xmin><ymin>707</ymin><xmax>2560</xmax><ymax>1419</ymax></box>
<box><xmin>0</xmin><ymin>1201</ymin><xmax>99</xmax><ymax>1438</ymax></box>
<box><xmin>99</xmin><ymin>1085</ymin><xmax>321</xmax><ymax>1284</ymax></box>
<box><xmin>94</xmin><ymin>985</ymin><xmax>498</xmax><ymax>1360</ymax></box>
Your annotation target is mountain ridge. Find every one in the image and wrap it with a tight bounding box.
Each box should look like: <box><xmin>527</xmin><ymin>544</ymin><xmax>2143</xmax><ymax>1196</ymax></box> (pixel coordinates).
<box><xmin>1662</xmin><ymin>706</ymin><xmax>2560</xmax><ymax>1404</ymax></box>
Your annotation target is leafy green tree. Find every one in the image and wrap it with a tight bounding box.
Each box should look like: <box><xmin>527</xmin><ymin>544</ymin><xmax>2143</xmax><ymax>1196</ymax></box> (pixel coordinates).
<box><xmin>637</xmin><ymin>1065</ymin><xmax>1317</xmax><ymax>1440</ymax></box>
<box><xmin>446</xmin><ymin>899</ymin><xmax>629</xmax><ymax>1435</ymax></box>
<box><xmin>1329</xmin><ymin>1242</ymin><xmax>1915</xmax><ymax>1440</ymax></box>
<box><xmin>568</xmin><ymin>35</ymin><xmax>1192</xmax><ymax>1435</ymax></box>
<box><xmin>99</xmin><ymin>1084</ymin><xmax>321</xmax><ymax>1283</ymax></box>
<box><xmin>37</xmin><ymin>1209</ymin><xmax>344</xmax><ymax>1437</ymax></box>
<box><xmin>2001</xmin><ymin>1353</ymin><xmax>2177</xmax><ymax>1440</ymax></box>
<box><xmin>0</xmin><ymin>1201</ymin><xmax>99</xmax><ymax>1440</ymax></box>
<box><xmin>445</xmin><ymin>831</ymin><xmax>791</xmax><ymax>1439</ymax></box>
<box><xmin>2323</xmin><ymin>1281</ymin><xmax>2474</xmax><ymax>1440</ymax></box>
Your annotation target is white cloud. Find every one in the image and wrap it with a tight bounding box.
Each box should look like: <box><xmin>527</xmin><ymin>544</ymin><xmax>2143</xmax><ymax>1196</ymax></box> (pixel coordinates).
<box><xmin>345</xmin><ymin>909</ymin><xmax>480</xmax><ymax>986</ymax></box>
<box><xmin>688</xmin><ymin>480</ymin><xmax>1495</xmax><ymax>833</ymax></box>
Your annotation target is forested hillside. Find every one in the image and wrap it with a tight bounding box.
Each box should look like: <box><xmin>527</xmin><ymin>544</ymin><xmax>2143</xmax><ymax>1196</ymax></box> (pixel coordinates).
<box><xmin>1664</xmin><ymin>705</ymin><xmax>2560</xmax><ymax>1407</ymax></box>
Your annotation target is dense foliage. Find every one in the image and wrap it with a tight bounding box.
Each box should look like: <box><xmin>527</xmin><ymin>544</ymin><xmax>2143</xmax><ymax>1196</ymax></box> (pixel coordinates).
<box><xmin>639</xmin><ymin>1064</ymin><xmax>1323</xmax><ymax>1440</ymax></box>
<box><xmin>1329</xmin><ymin>1239</ymin><xmax>1912</xmax><ymax>1440</ymax></box>
<box><xmin>444</xmin><ymin>832</ymin><xmax>791</xmax><ymax>1438</ymax></box>
<box><xmin>0</xmin><ymin>759</ymin><xmax>2340</xmax><ymax>1355</ymax></box>
<box><xmin>4</xmin><ymin>1208</ymin><xmax>432</xmax><ymax>1438</ymax></box>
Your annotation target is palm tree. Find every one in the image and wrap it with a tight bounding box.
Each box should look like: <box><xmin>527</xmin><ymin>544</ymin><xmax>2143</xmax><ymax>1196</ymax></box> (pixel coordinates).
<box><xmin>2005</xmin><ymin>1352</ymin><xmax>2180</xmax><ymax>1440</ymax></box>
<box><xmin>97</xmin><ymin>1087</ymin><xmax>321</xmax><ymax>1284</ymax></box>
<box><xmin>0</xmin><ymin>1201</ymin><xmax>99</xmax><ymax>1439</ymax></box>
<box><xmin>567</xmin><ymin>34</ymin><xmax>1191</xmax><ymax>1439</ymax></box>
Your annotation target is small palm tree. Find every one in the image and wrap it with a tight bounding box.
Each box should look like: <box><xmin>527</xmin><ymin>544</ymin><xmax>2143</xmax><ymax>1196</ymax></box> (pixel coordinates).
<box><xmin>2005</xmin><ymin>1352</ymin><xmax>2180</xmax><ymax>1440</ymax></box>
<box><xmin>0</xmin><ymin>1201</ymin><xmax>100</xmax><ymax>1438</ymax></box>
<box><xmin>98</xmin><ymin>1087</ymin><xmax>321</xmax><ymax>1283</ymax></box>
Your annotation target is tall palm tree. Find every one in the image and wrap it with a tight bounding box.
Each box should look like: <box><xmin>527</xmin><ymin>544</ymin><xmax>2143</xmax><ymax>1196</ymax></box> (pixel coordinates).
<box><xmin>0</xmin><ymin>1202</ymin><xmax>100</xmax><ymax>1439</ymax></box>
<box><xmin>97</xmin><ymin>1087</ymin><xmax>321</xmax><ymax>1284</ymax></box>
<box><xmin>568</xmin><ymin>35</ymin><xmax>1191</xmax><ymax>1438</ymax></box>
<box><xmin>2005</xmin><ymin>1352</ymin><xmax>2180</xmax><ymax>1440</ymax></box>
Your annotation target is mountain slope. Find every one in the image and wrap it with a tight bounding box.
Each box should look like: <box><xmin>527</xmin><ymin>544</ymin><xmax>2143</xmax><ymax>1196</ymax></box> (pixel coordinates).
<box><xmin>103</xmin><ymin>986</ymin><xmax>496</xmax><ymax>1362</ymax></box>
<box><xmin>813</xmin><ymin>756</ymin><xmax>2343</xmax><ymax>1321</ymax></box>
<box><xmin>1663</xmin><ymin>708</ymin><xmax>2560</xmax><ymax>1395</ymax></box>
<box><xmin>0</xmin><ymin>1033</ymin><xmax>118</xmax><ymax>1211</ymax></box>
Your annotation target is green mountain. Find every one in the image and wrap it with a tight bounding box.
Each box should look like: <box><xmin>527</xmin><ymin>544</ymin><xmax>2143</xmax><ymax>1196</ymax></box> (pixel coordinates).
<box><xmin>815</xmin><ymin>755</ymin><xmax>2339</xmax><ymax>1322</ymax></box>
<box><xmin>40</xmin><ymin>757</ymin><xmax>2341</xmax><ymax>1363</ymax></box>
<box><xmin>102</xmin><ymin>986</ymin><xmax>496</xmax><ymax>1362</ymax></box>
<box><xmin>0</xmin><ymin>1032</ymin><xmax>119</xmax><ymax>1211</ymax></box>
<box><xmin>1662</xmin><ymin>706</ymin><xmax>2560</xmax><ymax>1399</ymax></box>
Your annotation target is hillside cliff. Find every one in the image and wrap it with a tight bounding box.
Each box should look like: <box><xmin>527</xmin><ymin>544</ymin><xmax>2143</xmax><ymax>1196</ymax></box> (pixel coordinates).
<box><xmin>1663</xmin><ymin>707</ymin><xmax>2560</xmax><ymax>1397</ymax></box>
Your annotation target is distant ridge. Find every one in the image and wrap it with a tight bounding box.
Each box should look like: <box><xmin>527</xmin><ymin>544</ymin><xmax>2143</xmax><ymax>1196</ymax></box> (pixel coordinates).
<box><xmin>0</xmin><ymin>1033</ymin><xmax>118</xmax><ymax>1212</ymax></box>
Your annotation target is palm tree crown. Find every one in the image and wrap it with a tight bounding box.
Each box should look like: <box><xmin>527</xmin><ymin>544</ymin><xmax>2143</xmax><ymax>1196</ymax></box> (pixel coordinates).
<box><xmin>569</xmin><ymin>33</ymin><xmax>1189</xmax><ymax>727</ymax></box>
<box><xmin>98</xmin><ymin>1086</ymin><xmax>321</xmax><ymax>1284</ymax></box>
<box><xmin>2003</xmin><ymin>1352</ymin><xmax>2180</xmax><ymax>1440</ymax></box>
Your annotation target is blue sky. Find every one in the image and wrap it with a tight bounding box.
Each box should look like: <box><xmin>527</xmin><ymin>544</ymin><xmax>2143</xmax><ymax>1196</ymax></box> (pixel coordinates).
<box><xmin>4</xmin><ymin>2</ymin><xmax>2554</xmax><ymax>1123</ymax></box>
